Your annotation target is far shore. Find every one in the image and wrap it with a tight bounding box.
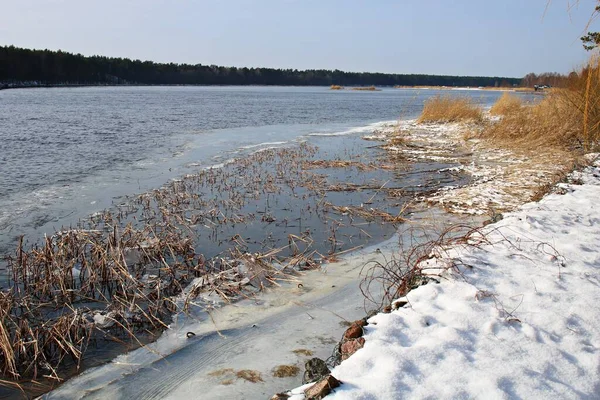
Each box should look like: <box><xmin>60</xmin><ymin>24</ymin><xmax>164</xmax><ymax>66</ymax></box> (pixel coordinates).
<box><xmin>1</xmin><ymin>82</ymin><xmax>536</xmax><ymax>91</ymax></box>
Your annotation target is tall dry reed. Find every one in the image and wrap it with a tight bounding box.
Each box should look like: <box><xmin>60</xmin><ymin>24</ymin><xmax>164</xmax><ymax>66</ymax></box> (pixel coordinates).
<box><xmin>417</xmin><ymin>95</ymin><xmax>483</xmax><ymax>123</ymax></box>
<box><xmin>480</xmin><ymin>57</ymin><xmax>600</xmax><ymax>151</ymax></box>
<box><xmin>489</xmin><ymin>92</ymin><xmax>523</xmax><ymax>116</ymax></box>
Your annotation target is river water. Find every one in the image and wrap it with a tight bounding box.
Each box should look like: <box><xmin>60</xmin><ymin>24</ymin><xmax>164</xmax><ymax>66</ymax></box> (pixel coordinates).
<box><xmin>0</xmin><ymin>86</ymin><xmax>507</xmax><ymax>256</ymax></box>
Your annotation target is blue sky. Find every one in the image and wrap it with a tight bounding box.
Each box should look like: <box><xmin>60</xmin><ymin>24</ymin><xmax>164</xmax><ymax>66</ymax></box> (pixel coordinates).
<box><xmin>2</xmin><ymin>0</ymin><xmax>599</xmax><ymax>77</ymax></box>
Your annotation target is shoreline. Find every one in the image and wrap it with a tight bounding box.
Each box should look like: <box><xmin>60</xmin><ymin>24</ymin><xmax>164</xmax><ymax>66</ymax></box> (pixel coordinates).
<box><xmin>45</xmin><ymin>208</ymin><xmax>485</xmax><ymax>400</ymax></box>
<box><xmin>1</xmin><ymin>120</ymin><xmax>427</xmax><ymax>396</ymax></box>
<box><xmin>1</xmin><ymin>83</ymin><xmax>530</xmax><ymax>91</ymax></box>
<box><xmin>0</xmin><ymin>90</ymin><xmax>567</xmax><ymax>397</ymax></box>
<box><xmin>39</xmin><ymin>114</ymin><xmax>577</xmax><ymax>398</ymax></box>
<box><xmin>283</xmin><ymin>153</ymin><xmax>600</xmax><ymax>399</ymax></box>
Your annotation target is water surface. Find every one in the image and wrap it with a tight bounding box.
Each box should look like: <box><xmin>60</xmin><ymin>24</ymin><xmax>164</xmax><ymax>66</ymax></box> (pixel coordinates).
<box><xmin>0</xmin><ymin>86</ymin><xmax>510</xmax><ymax>255</ymax></box>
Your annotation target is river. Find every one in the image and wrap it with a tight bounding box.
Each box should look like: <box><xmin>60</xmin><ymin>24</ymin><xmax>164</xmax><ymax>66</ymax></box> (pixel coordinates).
<box><xmin>0</xmin><ymin>86</ymin><xmax>507</xmax><ymax>256</ymax></box>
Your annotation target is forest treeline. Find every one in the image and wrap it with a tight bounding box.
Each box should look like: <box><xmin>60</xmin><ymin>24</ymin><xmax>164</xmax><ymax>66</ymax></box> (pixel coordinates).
<box><xmin>0</xmin><ymin>45</ymin><xmax>523</xmax><ymax>87</ymax></box>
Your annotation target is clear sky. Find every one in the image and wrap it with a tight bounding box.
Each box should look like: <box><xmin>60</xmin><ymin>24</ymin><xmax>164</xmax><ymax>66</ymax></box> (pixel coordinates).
<box><xmin>2</xmin><ymin>0</ymin><xmax>599</xmax><ymax>78</ymax></box>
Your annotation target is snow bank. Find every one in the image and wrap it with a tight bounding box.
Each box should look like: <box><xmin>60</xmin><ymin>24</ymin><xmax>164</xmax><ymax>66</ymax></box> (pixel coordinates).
<box><xmin>304</xmin><ymin>156</ymin><xmax>600</xmax><ymax>399</ymax></box>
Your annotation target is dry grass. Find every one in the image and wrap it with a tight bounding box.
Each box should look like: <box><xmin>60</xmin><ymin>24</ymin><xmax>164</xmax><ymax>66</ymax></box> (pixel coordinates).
<box><xmin>417</xmin><ymin>95</ymin><xmax>484</xmax><ymax>123</ymax></box>
<box><xmin>208</xmin><ymin>368</ymin><xmax>235</xmax><ymax>378</ymax></box>
<box><xmin>235</xmin><ymin>369</ymin><xmax>263</xmax><ymax>383</ymax></box>
<box><xmin>489</xmin><ymin>92</ymin><xmax>523</xmax><ymax>116</ymax></box>
<box><xmin>330</xmin><ymin>85</ymin><xmax>344</xmax><ymax>90</ymax></box>
<box><xmin>478</xmin><ymin>57</ymin><xmax>600</xmax><ymax>151</ymax></box>
<box><xmin>292</xmin><ymin>349</ymin><xmax>313</xmax><ymax>357</ymax></box>
<box><xmin>272</xmin><ymin>365</ymin><xmax>300</xmax><ymax>378</ymax></box>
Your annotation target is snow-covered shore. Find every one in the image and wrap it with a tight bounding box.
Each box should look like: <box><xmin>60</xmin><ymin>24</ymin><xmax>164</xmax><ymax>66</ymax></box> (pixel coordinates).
<box><xmin>288</xmin><ymin>154</ymin><xmax>600</xmax><ymax>399</ymax></box>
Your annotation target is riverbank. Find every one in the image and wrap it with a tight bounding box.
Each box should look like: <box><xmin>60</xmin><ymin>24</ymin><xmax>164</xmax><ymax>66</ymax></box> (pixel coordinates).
<box><xmin>284</xmin><ymin>153</ymin><xmax>600</xmax><ymax>399</ymax></box>
<box><xmin>44</xmin><ymin>208</ymin><xmax>484</xmax><ymax>399</ymax></box>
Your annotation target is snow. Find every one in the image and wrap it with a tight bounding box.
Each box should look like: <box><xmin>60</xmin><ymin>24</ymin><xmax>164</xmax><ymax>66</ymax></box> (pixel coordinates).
<box><xmin>374</xmin><ymin>119</ymin><xmax>574</xmax><ymax>215</ymax></box>
<box><xmin>296</xmin><ymin>155</ymin><xmax>600</xmax><ymax>399</ymax></box>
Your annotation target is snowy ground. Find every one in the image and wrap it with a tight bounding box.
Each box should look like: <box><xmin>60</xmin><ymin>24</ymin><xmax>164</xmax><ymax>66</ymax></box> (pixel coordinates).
<box><xmin>289</xmin><ymin>155</ymin><xmax>600</xmax><ymax>399</ymax></box>
<box><xmin>368</xmin><ymin>119</ymin><xmax>575</xmax><ymax>215</ymax></box>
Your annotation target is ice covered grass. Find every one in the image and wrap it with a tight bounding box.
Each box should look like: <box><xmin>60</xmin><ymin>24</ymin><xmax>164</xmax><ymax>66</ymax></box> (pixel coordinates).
<box><xmin>0</xmin><ymin>138</ymin><xmax>414</xmax><ymax>392</ymax></box>
<box><xmin>294</xmin><ymin>155</ymin><xmax>600</xmax><ymax>399</ymax></box>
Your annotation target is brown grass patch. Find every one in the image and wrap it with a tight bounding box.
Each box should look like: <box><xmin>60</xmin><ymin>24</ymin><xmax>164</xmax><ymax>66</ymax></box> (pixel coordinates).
<box><xmin>220</xmin><ymin>379</ymin><xmax>235</xmax><ymax>385</ymax></box>
<box><xmin>272</xmin><ymin>365</ymin><xmax>300</xmax><ymax>378</ymax></box>
<box><xmin>292</xmin><ymin>349</ymin><xmax>313</xmax><ymax>357</ymax></box>
<box><xmin>418</xmin><ymin>95</ymin><xmax>483</xmax><ymax>123</ymax></box>
<box><xmin>236</xmin><ymin>369</ymin><xmax>264</xmax><ymax>383</ymax></box>
<box><xmin>208</xmin><ymin>368</ymin><xmax>235</xmax><ymax>378</ymax></box>
<box><xmin>489</xmin><ymin>92</ymin><xmax>523</xmax><ymax>116</ymax></box>
<box><xmin>330</xmin><ymin>85</ymin><xmax>344</xmax><ymax>90</ymax></box>
<box><xmin>478</xmin><ymin>57</ymin><xmax>600</xmax><ymax>151</ymax></box>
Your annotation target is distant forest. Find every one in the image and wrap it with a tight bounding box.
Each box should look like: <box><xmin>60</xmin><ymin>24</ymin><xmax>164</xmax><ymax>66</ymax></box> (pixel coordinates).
<box><xmin>0</xmin><ymin>45</ymin><xmax>523</xmax><ymax>88</ymax></box>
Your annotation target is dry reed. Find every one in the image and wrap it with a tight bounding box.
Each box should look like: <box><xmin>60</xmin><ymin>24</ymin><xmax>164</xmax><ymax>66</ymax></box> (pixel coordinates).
<box><xmin>417</xmin><ymin>95</ymin><xmax>484</xmax><ymax>123</ymax></box>
<box><xmin>360</xmin><ymin>224</ymin><xmax>491</xmax><ymax>309</ymax></box>
<box><xmin>489</xmin><ymin>92</ymin><xmax>523</xmax><ymax>116</ymax></box>
<box><xmin>351</xmin><ymin>86</ymin><xmax>380</xmax><ymax>91</ymax></box>
<box><xmin>0</xmin><ymin>136</ymin><xmax>412</xmax><ymax>388</ymax></box>
<box><xmin>478</xmin><ymin>57</ymin><xmax>600</xmax><ymax>151</ymax></box>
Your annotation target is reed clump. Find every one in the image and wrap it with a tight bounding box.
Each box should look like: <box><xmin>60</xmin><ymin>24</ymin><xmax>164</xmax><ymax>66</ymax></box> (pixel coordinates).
<box><xmin>351</xmin><ymin>86</ymin><xmax>380</xmax><ymax>91</ymax></box>
<box><xmin>479</xmin><ymin>58</ymin><xmax>600</xmax><ymax>151</ymax></box>
<box><xmin>272</xmin><ymin>364</ymin><xmax>300</xmax><ymax>378</ymax></box>
<box><xmin>330</xmin><ymin>85</ymin><xmax>344</xmax><ymax>90</ymax></box>
<box><xmin>417</xmin><ymin>95</ymin><xmax>484</xmax><ymax>123</ymax></box>
<box><xmin>489</xmin><ymin>92</ymin><xmax>523</xmax><ymax>116</ymax></box>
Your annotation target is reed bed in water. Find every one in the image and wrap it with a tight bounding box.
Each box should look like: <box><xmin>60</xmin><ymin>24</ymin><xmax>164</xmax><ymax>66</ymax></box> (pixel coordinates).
<box><xmin>1</xmin><ymin>141</ymin><xmax>411</xmax><ymax>387</ymax></box>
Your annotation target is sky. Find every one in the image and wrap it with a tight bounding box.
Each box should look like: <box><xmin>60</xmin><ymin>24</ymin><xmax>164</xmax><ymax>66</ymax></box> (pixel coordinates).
<box><xmin>2</xmin><ymin>0</ymin><xmax>599</xmax><ymax>78</ymax></box>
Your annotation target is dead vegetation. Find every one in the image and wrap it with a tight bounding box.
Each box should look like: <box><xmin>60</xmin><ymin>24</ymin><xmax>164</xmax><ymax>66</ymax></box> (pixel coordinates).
<box><xmin>360</xmin><ymin>224</ymin><xmax>491</xmax><ymax>308</ymax></box>
<box><xmin>489</xmin><ymin>92</ymin><xmax>523</xmax><ymax>116</ymax></box>
<box><xmin>477</xmin><ymin>57</ymin><xmax>600</xmax><ymax>151</ymax></box>
<box><xmin>292</xmin><ymin>349</ymin><xmax>314</xmax><ymax>357</ymax></box>
<box><xmin>208</xmin><ymin>368</ymin><xmax>264</xmax><ymax>384</ymax></box>
<box><xmin>417</xmin><ymin>95</ymin><xmax>484</xmax><ymax>123</ymax></box>
<box><xmin>208</xmin><ymin>368</ymin><xmax>235</xmax><ymax>378</ymax></box>
<box><xmin>272</xmin><ymin>365</ymin><xmax>300</xmax><ymax>378</ymax></box>
<box><xmin>0</xmin><ymin>136</ymin><xmax>417</xmax><ymax>389</ymax></box>
<box><xmin>236</xmin><ymin>369</ymin><xmax>264</xmax><ymax>383</ymax></box>
<box><xmin>302</xmin><ymin>160</ymin><xmax>376</xmax><ymax>171</ymax></box>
